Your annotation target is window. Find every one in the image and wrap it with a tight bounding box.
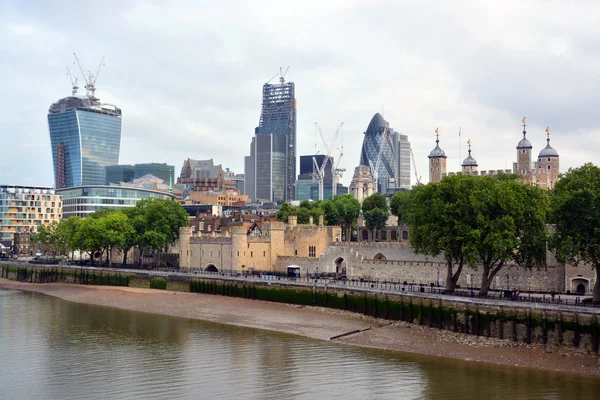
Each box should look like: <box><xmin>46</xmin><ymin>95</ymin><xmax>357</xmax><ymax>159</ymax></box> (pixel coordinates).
<box><xmin>362</xmin><ymin>230</ymin><xmax>369</xmax><ymax>240</ymax></box>
<box><xmin>199</xmin><ymin>222</ymin><xmax>204</xmax><ymax>230</ymax></box>
<box><xmin>548</xmin><ymin>158</ymin><xmax>550</xmax><ymax>162</ymax></box>
<box><xmin>402</xmin><ymin>230</ymin><xmax>409</xmax><ymax>240</ymax></box>
<box><xmin>309</xmin><ymin>246</ymin><xmax>316</xmax><ymax>257</ymax></box>
<box><xmin>548</xmin><ymin>165</ymin><xmax>551</xmax><ymax>169</ymax></box>
<box><xmin>207</xmin><ymin>225</ymin><xmax>211</xmax><ymax>232</ymax></box>
<box><xmin>263</xmin><ymin>251</ymin><xmax>266</xmax><ymax>257</ymax></box>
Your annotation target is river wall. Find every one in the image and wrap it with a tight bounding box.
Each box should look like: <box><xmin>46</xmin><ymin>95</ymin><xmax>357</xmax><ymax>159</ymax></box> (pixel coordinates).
<box><xmin>2</xmin><ymin>263</ymin><xmax>598</xmax><ymax>354</ymax></box>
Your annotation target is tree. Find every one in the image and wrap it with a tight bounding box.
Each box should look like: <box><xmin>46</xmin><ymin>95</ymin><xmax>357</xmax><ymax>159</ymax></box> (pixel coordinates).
<box><xmin>471</xmin><ymin>177</ymin><xmax>548</xmax><ymax>295</ymax></box>
<box><xmin>549</xmin><ymin>163</ymin><xmax>600</xmax><ymax>302</ymax></box>
<box><xmin>362</xmin><ymin>193</ymin><xmax>389</xmax><ymax>239</ymax></box>
<box><xmin>322</xmin><ymin>195</ymin><xmax>361</xmax><ymax>241</ymax></box>
<box><xmin>390</xmin><ymin>191</ymin><xmax>411</xmax><ymax>226</ymax></box>
<box><xmin>119</xmin><ymin>207</ymin><xmax>139</xmax><ymax>265</ymax></box>
<box><xmin>135</xmin><ymin>198</ymin><xmax>189</xmax><ymax>266</ymax></box>
<box><xmin>405</xmin><ymin>175</ymin><xmax>480</xmax><ymax>293</ymax></box>
<box><xmin>75</xmin><ymin>217</ymin><xmax>106</xmax><ymax>265</ymax></box>
<box><xmin>102</xmin><ymin>211</ymin><xmax>133</xmax><ymax>265</ymax></box>
<box><xmin>276</xmin><ymin>202</ymin><xmax>296</xmax><ymax>223</ymax></box>
<box><xmin>33</xmin><ymin>221</ymin><xmax>63</xmax><ymax>259</ymax></box>
<box><xmin>58</xmin><ymin>216</ymin><xmax>82</xmax><ymax>259</ymax></box>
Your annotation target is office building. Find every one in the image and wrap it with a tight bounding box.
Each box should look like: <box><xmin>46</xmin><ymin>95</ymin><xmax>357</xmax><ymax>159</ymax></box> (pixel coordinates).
<box><xmin>245</xmin><ymin>75</ymin><xmax>297</xmax><ymax>202</ymax></box>
<box><xmin>106</xmin><ymin>165</ymin><xmax>135</xmax><ymax>184</ymax></box>
<box><xmin>295</xmin><ymin>154</ymin><xmax>347</xmax><ymax>201</ymax></box>
<box><xmin>48</xmin><ymin>86</ymin><xmax>122</xmax><ymax>188</ymax></box>
<box><xmin>0</xmin><ymin>185</ymin><xmax>62</xmax><ymax>245</ymax></box>
<box><xmin>392</xmin><ymin>132</ymin><xmax>411</xmax><ymax>189</ymax></box>
<box><xmin>58</xmin><ymin>185</ymin><xmax>175</xmax><ymax>219</ymax></box>
<box><xmin>359</xmin><ymin>113</ymin><xmax>396</xmax><ymax>193</ymax></box>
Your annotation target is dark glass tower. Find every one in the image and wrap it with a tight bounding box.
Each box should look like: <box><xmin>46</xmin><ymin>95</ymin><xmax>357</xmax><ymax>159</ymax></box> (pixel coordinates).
<box><xmin>360</xmin><ymin>113</ymin><xmax>396</xmax><ymax>193</ymax></box>
<box><xmin>48</xmin><ymin>95</ymin><xmax>122</xmax><ymax>188</ymax></box>
<box><xmin>252</xmin><ymin>79</ymin><xmax>297</xmax><ymax>202</ymax></box>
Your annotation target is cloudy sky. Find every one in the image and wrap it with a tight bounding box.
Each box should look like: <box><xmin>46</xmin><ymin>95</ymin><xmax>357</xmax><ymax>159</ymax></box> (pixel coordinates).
<box><xmin>1</xmin><ymin>0</ymin><xmax>599</xmax><ymax>187</ymax></box>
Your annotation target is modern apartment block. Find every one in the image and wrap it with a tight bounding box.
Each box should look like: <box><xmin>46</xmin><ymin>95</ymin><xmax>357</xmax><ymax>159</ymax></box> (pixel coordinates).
<box><xmin>0</xmin><ymin>185</ymin><xmax>62</xmax><ymax>245</ymax></box>
<box><xmin>245</xmin><ymin>75</ymin><xmax>297</xmax><ymax>202</ymax></box>
<box><xmin>48</xmin><ymin>90</ymin><xmax>122</xmax><ymax>188</ymax></box>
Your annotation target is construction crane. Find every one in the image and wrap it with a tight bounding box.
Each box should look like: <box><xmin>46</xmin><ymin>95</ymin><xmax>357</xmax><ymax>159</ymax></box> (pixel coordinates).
<box><xmin>313</xmin><ymin>122</ymin><xmax>344</xmax><ymax>201</ymax></box>
<box><xmin>369</xmin><ymin>125</ymin><xmax>391</xmax><ymax>192</ymax></box>
<box><xmin>66</xmin><ymin>67</ymin><xmax>78</xmax><ymax>96</ymax></box>
<box><xmin>331</xmin><ymin>127</ymin><xmax>345</xmax><ymax>197</ymax></box>
<box><xmin>409</xmin><ymin>148</ymin><xmax>422</xmax><ymax>185</ymax></box>
<box><xmin>73</xmin><ymin>53</ymin><xmax>105</xmax><ymax>99</ymax></box>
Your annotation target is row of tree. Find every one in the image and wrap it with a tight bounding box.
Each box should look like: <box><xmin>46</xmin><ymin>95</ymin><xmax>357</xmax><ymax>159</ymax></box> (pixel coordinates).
<box><xmin>395</xmin><ymin>163</ymin><xmax>600</xmax><ymax>302</ymax></box>
<box><xmin>34</xmin><ymin>198</ymin><xmax>189</xmax><ymax>265</ymax></box>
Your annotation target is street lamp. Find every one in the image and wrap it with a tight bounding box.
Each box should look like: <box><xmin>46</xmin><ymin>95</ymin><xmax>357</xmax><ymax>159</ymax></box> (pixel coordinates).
<box><xmin>506</xmin><ymin>273</ymin><xmax>510</xmax><ymax>291</ymax></box>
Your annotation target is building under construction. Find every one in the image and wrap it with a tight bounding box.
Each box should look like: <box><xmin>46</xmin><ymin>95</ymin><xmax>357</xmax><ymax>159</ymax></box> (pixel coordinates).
<box><xmin>245</xmin><ymin>71</ymin><xmax>297</xmax><ymax>203</ymax></box>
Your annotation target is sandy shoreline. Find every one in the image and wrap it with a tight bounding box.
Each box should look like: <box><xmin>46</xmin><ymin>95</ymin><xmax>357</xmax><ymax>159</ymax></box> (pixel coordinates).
<box><xmin>1</xmin><ymin>278</ymin><xmax>599</xmax><ymax>377</ymax></box>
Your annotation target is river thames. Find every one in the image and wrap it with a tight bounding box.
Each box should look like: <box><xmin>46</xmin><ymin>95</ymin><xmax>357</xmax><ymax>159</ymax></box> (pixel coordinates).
<box><xmin>0</xmin><ymin>289</ymin><xmax>598</xmax><ymax>399</ymax></box>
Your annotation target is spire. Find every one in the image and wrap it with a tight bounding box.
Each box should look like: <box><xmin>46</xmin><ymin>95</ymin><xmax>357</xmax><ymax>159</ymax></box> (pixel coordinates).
<box><xmin>538</xmin><ymin>126</ymin><xmax>559</xmax><ymax>157</ymax></box>
<box><xmin>546</xmin><ymin>126</ymin><xmax>551</xmax><ymax>144</ymax></box>
<box><xmin>522</xmin><ymin>116</ymin><xmax>527</xmax><ymax>138</ymax></box>
<box><xmin>462</xmin><ymin>139</ymin><xmax>478</xmax><ymax>167</ymax></box>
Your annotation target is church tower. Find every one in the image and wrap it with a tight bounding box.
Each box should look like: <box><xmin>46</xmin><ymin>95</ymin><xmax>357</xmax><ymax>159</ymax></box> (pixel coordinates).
<box><xmin>536</xmin><ymin>127</ymin><xmax>560</xmax><ymax>190</ymax></box>
<box><xmin>428</xmin><ymin>128</ymin><xmax>447</xmax><ymax>183</ymax></box>
<box><xmin>461</xmin><ymin>139</ymin><xmax>478</xmax><ymax>174</ymax></box>
<box><xmin>516</xmin><ymin>117</ymin><xmax>533</xmax><ymax>181</ymax></box>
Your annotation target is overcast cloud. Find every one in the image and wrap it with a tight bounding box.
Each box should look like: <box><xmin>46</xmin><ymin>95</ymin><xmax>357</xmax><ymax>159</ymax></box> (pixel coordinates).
<box><xmin>1</xmin><ymin>0</ymin><xmax>599</xmax><ymax>187</ymax></box>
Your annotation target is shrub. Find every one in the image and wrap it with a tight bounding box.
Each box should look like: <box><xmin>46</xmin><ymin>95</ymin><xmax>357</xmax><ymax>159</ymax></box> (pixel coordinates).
<box><xmin>150</xmin><ymin>278</ymin><xmax>167</xmax><ymax>290</ymax></box>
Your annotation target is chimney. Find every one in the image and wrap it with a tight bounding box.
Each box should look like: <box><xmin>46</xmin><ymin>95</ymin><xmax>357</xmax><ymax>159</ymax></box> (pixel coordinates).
<box><xmin>288</xmin><ymin>215</ymin><xmax>297</xmax><ymax>226</ymax></box>
<box><xmin>309</xmin><ymin>216</ymin><xmax>314</xmax><ymax>226</ymax></box>
<box><xmin>319</xmin><ymin>215</ymin><xmax>324</xmax><ymax>226</ymax></box>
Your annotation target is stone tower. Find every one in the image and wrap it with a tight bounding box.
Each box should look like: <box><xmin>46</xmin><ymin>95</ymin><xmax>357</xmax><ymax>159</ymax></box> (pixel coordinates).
<box><xmin>349</xmin><ymin>165</ymin><xmax>375</xmax><ymax>203</ymax></box>
<box><xmin>428</xmin><ymin>129</ymin><xmax>447</xmax><ymax>183</ymax></box>
<box><xmin>516</xmin><ymin>117</ymin><xmax>533</xmax><ymax>181</ymax></box>
<box><xmin>536</xmin><ymin>127</ymin><xmax>560</xmax><ymax>190</ymax></box>
<box><xmin>461</xmin><ymin>140</ymin><xmax>478</xmax><ymax>174</ymax></box>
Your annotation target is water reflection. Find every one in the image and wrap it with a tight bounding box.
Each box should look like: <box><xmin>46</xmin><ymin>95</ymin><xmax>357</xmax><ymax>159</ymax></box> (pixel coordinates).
<box><xmin>0</xmin><ymin>289</ymin><xmax>598</xmax><ymax>400</ymax></box>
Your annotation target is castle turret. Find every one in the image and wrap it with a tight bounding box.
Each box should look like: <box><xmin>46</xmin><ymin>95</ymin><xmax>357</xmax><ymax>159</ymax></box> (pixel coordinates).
<box><xmin>461</xmin><ymin>139</ymin><xmax>478</xmax><ymax>174</ymax></box>
<box><xmin>536</xmin><ymin>127</ymin><xmax>560</xmax><ymax>190</ymax></box>
<box><xmin>516</xmin><ymin>117</ymin><xmax>533</xmax><ymax>180</ymax></box>
<box><xmin>428</xmin><ymin>128</ymin><xmax>447</xmax><ymax>183</ymax></box>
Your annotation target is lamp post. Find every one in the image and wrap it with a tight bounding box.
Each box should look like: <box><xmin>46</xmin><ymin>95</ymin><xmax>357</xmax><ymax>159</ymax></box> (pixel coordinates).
<box><xmin>436</xmin><ymin>268</ymin><xmax>440</xmax><ymax>287</ymax></box>
<box><xmin>506</xmin><ymin>273</ymin><xmax>510</xmax><ymax>291</ymax></box>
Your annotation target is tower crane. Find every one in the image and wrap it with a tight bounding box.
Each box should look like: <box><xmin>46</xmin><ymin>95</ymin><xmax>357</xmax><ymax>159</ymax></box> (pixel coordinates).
<box><xmin>313</xmin><ymin>122</ymin><xmax>344</xmax><ymax>201</ymax></box>
<box><xmin>73</xmin><ymin>53</ymin><xmax>105</xmax><ymax>99</ymax></box>
<box><xmin>409</xmin><ymin>148</ymin><xmax>422</xmax><ymax>185</ymax></box>
<box><xmin>332</xmin><ymin>134</ymin><xmax>345</xmax><ymax>198</ymax></box>
<box><xmin>66</xmin><ymin>67</ymin><xmax>78</xmax><ymax>96</ymax></box>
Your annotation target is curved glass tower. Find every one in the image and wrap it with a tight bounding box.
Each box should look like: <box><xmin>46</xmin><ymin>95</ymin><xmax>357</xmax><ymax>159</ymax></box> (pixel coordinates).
<box><xmin>48</xmin><ymin>95</ymin><xmax>122</xmax><ymax>189</ymax></box>
<box><xmin>359</xmin><ymin>113</ymin><xmax>395</xmax><ymax>193</ymax></box>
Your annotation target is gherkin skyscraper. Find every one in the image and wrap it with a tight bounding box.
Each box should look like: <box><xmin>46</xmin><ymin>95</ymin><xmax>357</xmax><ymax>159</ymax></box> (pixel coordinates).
<box><xmin>359</xmin><ymin>113</ymin><xmax>395</xmax><ymax>193</ymax></box>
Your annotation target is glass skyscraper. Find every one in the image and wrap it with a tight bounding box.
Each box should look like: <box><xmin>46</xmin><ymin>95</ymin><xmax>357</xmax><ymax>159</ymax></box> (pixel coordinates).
<box><xmin>359</xmin><ymin>113</ymin><xmax>396</xmax><ymax>193</ymax></box>
<box><xmin>245</xmin><ymin>77</ymin><xmax>296</xmax><ymax>203</ymax></box>
<box><xmin>48</xmin><ymin>95</ymin><xmax>122</xmax><ymax>188</ymax></box>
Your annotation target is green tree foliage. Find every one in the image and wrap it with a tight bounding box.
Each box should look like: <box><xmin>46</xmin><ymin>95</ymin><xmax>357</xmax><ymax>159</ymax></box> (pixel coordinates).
<box><xmin>405</xmin><ymin>174</ymin><xmax>548</xmax><ymax>294</ymax></box>
<box><xmin>549</xmin><ymin>163</ymin><xmax>600</xmax><ymax>302</ymax></box>
<box><xmin>390</xmin><ymin>191</ymin><xmax>411</xmax><ymax>226</ymax></box>
<box><xmin>51</xmin><ymin>198</ymin><xmax>188</xmax><ymax>267</ymax></box>
<box><xmin>276</xmin><ymin>200</ymin><xmax>325</xmax><ymax>225</ymax></box>
<box><xmin>33</xmin><ymin>221</ymin><xmax>64</xmax><ymax>259</ymax></box>
<box><xmin>362</xmin><ymin>193</ymin><xmax>389</xmax><ymax>239</ymax></box>
<box><xmin>471</xmin><ymin>177</ymin><xmax>548</xmax><ymax>295</ymax></box>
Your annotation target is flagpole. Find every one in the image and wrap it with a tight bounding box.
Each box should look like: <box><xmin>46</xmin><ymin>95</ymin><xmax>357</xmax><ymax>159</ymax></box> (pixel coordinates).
<box><xmin>458</xmin><ymin>127</ymin><xmax>462</xmax><ymax>170</ymax></box>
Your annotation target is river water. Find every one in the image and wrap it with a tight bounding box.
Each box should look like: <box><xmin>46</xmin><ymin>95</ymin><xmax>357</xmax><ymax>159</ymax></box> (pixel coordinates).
<box><xmin>0</xmin><ymin>289</ymin><xmax>598</xmax><ymax>400</ymax></box>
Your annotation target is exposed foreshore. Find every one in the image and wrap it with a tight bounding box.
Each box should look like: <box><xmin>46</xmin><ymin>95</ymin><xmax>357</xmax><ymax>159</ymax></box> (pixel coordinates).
<box><xmin>1</xmin><ymin>278</ymin><xmax>599</xmax><ymax>377</ymax></box>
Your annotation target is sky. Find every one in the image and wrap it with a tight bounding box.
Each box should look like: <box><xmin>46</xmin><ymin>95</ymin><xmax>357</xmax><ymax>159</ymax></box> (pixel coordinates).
<box><xmin>1</xmin><ymin>0</ymin><xmax>599</xmax><ymax>187</ymax></box>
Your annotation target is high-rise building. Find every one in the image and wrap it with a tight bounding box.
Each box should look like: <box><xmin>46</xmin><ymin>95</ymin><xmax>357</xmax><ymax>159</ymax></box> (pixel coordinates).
<box><xmin>359</xmin><ymin>113</ymin><xmax>396</xmax><ymax>193</ymax></box>
<box><xmin>393</xmin><ymin>133</ymin><xmax>411</xmax><ymax>189</ymax></box>
<box><xmin>48</xmin><ymin>92</ymin><xmax>122</xmax><ymax>189</ymax></box>
<box><xmin>245</xmin><ymin>76</ymin><xmax>297</xmax><ymax>203</ymax></box>
<box><xmin>106</xmin><ymin>165</ymin><xmax>135</xmax><ymax>184</ymax></box>
<box><xmin>295</xmin><ymin>154</ymin><xmax>347</xmax><ymax>201</ymax></box>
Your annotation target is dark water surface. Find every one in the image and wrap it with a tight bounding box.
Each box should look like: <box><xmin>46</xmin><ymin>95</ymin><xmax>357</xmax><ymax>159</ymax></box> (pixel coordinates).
<box><xmin>0</xmin><ymin>289</ymin><xmax>598</xmax><ymax>399</ymax></box>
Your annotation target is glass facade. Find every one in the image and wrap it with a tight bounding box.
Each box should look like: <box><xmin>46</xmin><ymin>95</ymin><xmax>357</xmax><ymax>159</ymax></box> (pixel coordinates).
<box><xmin>106</xmin><ymin>165</ymin><xmax>135</xmax><ymax>184</ymax></box>
<box><xmin>254</xmin><ymin>81</ymin><xmax>297</xmax><ymax>201</ymax></box>
<box><xmin>360</xmin><ymin>113</ymin><xmax>396</xmax><ymax>193</ymax></box>
<box><xmin>58</xmin><ymin>186</ymin><xmax>175</xmax><ymax>219</ymax></box>
<box><xmin>295</xmin><ymin>181</ymin><xmax>348</xmax><ymax>201</ymax></box>
<box><xmin>48</xmin><ymin>96</ymin><xmax>122</xmax><ymax>188</ymax></box>
<box><xmin>133</xmin><ymin>163</ymin><xmax>175</xmax><ymax>183</ymax></box>
<box><xmin>252</xmin><ymin>134</ymin><xmax>287</xmax><ymax>203</ymax></box>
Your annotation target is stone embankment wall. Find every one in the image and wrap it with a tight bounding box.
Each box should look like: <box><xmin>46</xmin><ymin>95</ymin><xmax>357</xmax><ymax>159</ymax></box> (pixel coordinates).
<box><xmin>2</xmin><ymin>263</ymin><xmax>598</xmax><ymax>354</ymax></box>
